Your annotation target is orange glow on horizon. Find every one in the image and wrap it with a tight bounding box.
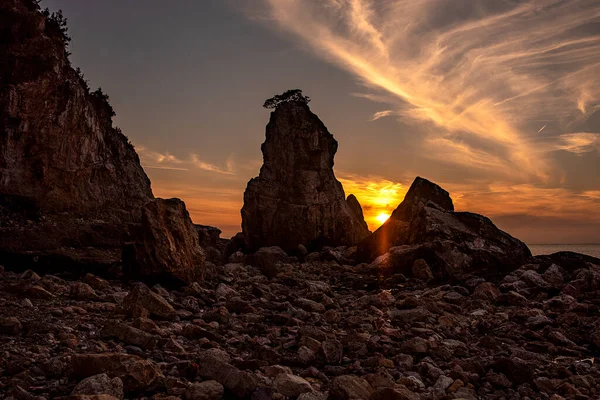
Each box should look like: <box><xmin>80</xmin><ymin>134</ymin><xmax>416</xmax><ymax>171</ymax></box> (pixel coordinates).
<box><xmin>339</xmin><ymin>174</ymin><xmax>406</xmax><ymax>231</ymax></box>
<box><xmin>376</xmin><ymin>212</ymin><xmax>390</xmax><ymax>224</ymax></box>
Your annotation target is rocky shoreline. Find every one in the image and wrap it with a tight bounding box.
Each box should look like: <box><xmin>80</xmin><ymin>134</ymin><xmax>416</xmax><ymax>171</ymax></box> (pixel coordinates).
<box><xmin>1</xmin><ymin>249</ymin><xmax>600</xmax><ymax>399</ymax></box>
<box><xmin>2</xmin><ymin>1</ymin><xmax>600</xmax><ymax>399</ymax></box>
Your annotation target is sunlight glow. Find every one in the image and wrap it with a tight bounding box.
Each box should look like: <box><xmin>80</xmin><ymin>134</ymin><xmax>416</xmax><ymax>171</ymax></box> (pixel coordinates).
<box><xmin>339</xmin><ymin>174</ymin><xmax>405</xmax><ymax>231</ymax></box>
<box><xmin>376</xmin><ymin>212</ymin><xmax>390</xmax><ymax>224</ymax></box>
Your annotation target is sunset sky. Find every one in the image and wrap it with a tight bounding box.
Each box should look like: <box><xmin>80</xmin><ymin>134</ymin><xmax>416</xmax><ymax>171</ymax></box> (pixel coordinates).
<box><xmin>46</xmin><ymin>0</ymin><xmax>600</xmax><ymax>243</ymax></box>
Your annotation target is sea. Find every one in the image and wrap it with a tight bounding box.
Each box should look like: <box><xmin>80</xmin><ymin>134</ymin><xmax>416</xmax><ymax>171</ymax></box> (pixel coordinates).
<box><xmin>528</xmin><ymin>244</ymin><xmax>600</xmax><ymax>259</ymax></box>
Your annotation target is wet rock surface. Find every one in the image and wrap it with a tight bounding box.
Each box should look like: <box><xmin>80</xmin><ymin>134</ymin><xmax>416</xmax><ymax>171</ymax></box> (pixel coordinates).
<box><xmin>1</xmin><ymin>249</ymin><xmax>599</xmax><ymax>399</ymax></box>
<box><xmin>241</xmin><ymin>101</ymin><xmax>370</xmax><ymax>253</ymax></box>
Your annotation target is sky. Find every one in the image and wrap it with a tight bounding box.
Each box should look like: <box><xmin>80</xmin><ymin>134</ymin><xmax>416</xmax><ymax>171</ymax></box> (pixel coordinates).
<box><xmin>45</xmin><ymin>0</ymin><xmax>600</xmax><ymax>244</ymax></box>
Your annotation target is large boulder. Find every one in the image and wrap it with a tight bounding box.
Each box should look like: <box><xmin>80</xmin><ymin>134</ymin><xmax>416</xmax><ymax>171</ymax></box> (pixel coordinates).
<box><xmin>359</xmin><ymin>177</ymin><xmax>531</xmax><ymax>278</ymax></box>
<box><xmin>123</xmin><ymin>198</ymin><xmax>206</xmax><ymax>285</ymax></box>
<box><xmin>241</xmin><ymin>99</ymin><xmax>370</xmax><ymax>252</ymax></box>
<box><xmin>0</xmin><ymin>0</ymin><xmax>153</xmax><ymax>271</ymax></box>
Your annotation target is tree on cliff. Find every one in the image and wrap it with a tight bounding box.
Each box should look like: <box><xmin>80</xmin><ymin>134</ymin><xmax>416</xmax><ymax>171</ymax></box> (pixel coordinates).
<box><xmin>263</xmin><ymin>89</ymin><xmax>311</xmax><ymax>109</ymax></box>
<box><xmin>41</xmin><ymin>8</ymin><xmax>70</xmax><ymax>46</ymax></box>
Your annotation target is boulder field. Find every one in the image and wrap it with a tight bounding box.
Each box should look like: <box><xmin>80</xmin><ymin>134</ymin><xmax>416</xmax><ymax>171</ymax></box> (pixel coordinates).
<box><xmin>1</xmin><ymin>249</ymin><xmax>600</xmax><ymax>399</ymax></box>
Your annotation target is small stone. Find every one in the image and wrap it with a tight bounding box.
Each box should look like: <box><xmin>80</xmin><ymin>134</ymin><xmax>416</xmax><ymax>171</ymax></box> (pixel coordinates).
<box><xmin>70</xmin><ymin>282</ymin><xmax>99</xmax><ymax>300</ymax></box>
<box><xmin>184</xmin><ymin>380</ymin><xmax>224</xmax><ymax>400</ymax></box>
<box><xmin>71</xmin><ymin>353</ymin><xmax>163</xmax><ymax>393</ymax></box>
<box><xmin>298</xmin><ymin>346</ymin><xmax>316</xmax><ymax>364</ymax></box>
<box><xmin>321</xmin><ymin>339</ymin><xmax>343</xmax><ymax>364</ymax></box>
<box><xmin>21</xmin><ymin>270</ymin><xmax>41</xmax><ymax>281</ymax></box>
<box><xmin>472</xmin><ymin>282</ymin><xmax>501</xmax><ymax>301</ymax></box>
<box><xmin>122</xmin><ymin>283</ymin><xmax>175</xmax><ymax>319</ymax></box>
<box><xmin>274</xmin><ymin>374</ymin><xmax>313</xmax><ymax>397</ymax></box>
<box><xmin>72</xmin><ymin>373</ymin><xmax>124</xmax><ymax>400</ymax></box>
<box><xmin>433</xmin><ymin>375</ymin><xmax>454</xmax><ymax>391</ymax></box>
<box><xmin>0</xmin><ymin>317</ymin><xmax>22</xmax><ymax>335</ymax></box>
<box><xmin>372</xmin><ymin>386</ymin><xmax>419</xmax><ymax>400</ymax></box>
<box><xmin>412</xmin><ymin>259</ymin><xmax>433</xmax><ymax>281</ymax></box>
<box><xmin>20</xmin><ymin>298</ymin><xmax>34</xmax><ymax>308</ymax></box>
<box><xmin>329</xmin><ymin>375</ymin><xmax>373</xmax><ymax>400</ymax></box>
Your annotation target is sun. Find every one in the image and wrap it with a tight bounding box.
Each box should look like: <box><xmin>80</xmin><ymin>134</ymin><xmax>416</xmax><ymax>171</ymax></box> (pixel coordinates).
<box><xmin>376</xmin><ymin>213</ymin><xmax>390</xmax><ymax>224</ymax></box>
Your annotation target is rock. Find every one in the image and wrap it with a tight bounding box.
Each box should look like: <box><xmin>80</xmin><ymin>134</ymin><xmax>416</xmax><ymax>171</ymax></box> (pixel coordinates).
<box><xmin>498</xmin><ymin>291</ymin><xmax>529</xmax><ymax>306</ymax></box>
<box><xmin>346</xmin><ymin>194</ymin><xmax>370</xmax><ymax>234</ymax></box>
<box><xmin>122</xmin><ymin>283</ymin><xmax>175</xmax><ymax>319</ymax></box>
<box><xmin>84</xmin><ymin>274</ymin><xmax>110</xmax><ymax>290</ymax></box>
<box><xmin>241</xmin><ymin>99</ymin><xmax>370</xmax><ymax>252</ymax></box>
<box><xmin>215</xmin><ymin>283</ymin><xmax>238</xmax><ymax>299</ymax></box>
<box><xmin>251</xmin><ymin>246</ymin><xmax>290</xmax><ymax>278</ymax></box>
<box><xmin>274</xmin><ymin>374</ymin><xmax>313</xmax><ymax>397</ymax></box>
<box><xmin>228</xmin><ymin>250</ymin><xmax>245</xmax><ymax>264</ymax></box>
<box><xmin>0</xmin><ymin>0</ymin><xmax>152</xmax><ymax>272</ymax></box>
<box><xmin>520</xmin><ymin>270</ymin><xmax>548</xmax><ymax>288</ymax></box>
<box><xmin>358</xmin><ymin>177</ymin><xmax>531</xmax><ymax>277</ymax></box>
<box><xmin>195</xmin><ymin>225</ymin><xmax>222</xmax><ymax>248</ymax></box>
<box><xmin>184</xmin><ymin>380</ymin><xmax>224</xmax><ymax>400</ymax></box>
<box><xmin>72</xmin><ymin>374</ymin><xmax>124</xmax><ymax>400</ymax></box>
<box><xmin>472</xmin><ymin>282</ymin><xmax>501</xmax><ymax>301</ymax></box>
<box><xmin>25</xmin><ymin>285</ymin><xmax>54</xmax><ymax>299</ymax></box>
<box><xmin>543</xmin><ymin>264</ymin><xmax>564</xmax><ymax>287</ymax></box>
<box><xmin>100</xmin><ymin>320</ymin><xmax>158</xmax><ymax>349</ymax></box>
<box><xmin>71</xmin><ymin>353</ymin><xmax>163</xmax><ymax>393</ymax></box>
<box><xmin>263</xmin><ymin>365</ymin><xmax>293</xmax><ymax>378</ymax></box>
<box><xmin>329</xmin><ymin>375</ymin><xmax>374</xmax><ymax>400</ymax></box>
<box><xmin>433</xmin><ymin>375</ymin><xmax>454</xmax><ymax>391</ymax></box>
<box><xmin>123</xmin><ymin>198</ymin><xmax>206</xmax><ymax>286</ymax></box>
<box><xmin>182</xmin><ymin>324</ymin><xmax>220</xmax><ymax>341</ymax></box>
<box><xmin>70</xmin><ymin>282</ymin><xmax>99</xmax><ymax>300</ymax></box>
<box><xmin>56</xmin><ymin>395</ymin><xmax>119</xmax><ymax>400</ymax></box>
<box><xmin>371</xmin><ymin>386</ymin><xmax>419</xmax><ymax>400</ymax></box>
<box><xmin>321</xmin><ymin>339</ymin><xmax>343</xmax><ymax>364</ymax></box>
<box><xmin>411</xmin><ymin>259</ymin><xmax>433</xmax><ymax>281</ymax></box>
<box><xmin>298</xmin><ymin>346</ymin><xmax>316</xmax><ymax>364</ymax></box>
<box><xmin>0</xmin><ymin>316</ymin><xmax>22</xmax><ymax>335</ymax></box>
<box><xmin>196</xmin><ymin>349</ymin><xmax>258</xmax><ymax>398</ymax></box>
<box><xmin>295</xmin><ymin>298</ymin><xmax>326</xmax><ymax>313</ymax></box>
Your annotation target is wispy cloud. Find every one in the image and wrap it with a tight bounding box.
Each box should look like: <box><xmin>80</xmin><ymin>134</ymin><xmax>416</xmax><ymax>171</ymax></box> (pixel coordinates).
<box><xmin>143</xmin><ymin>165</ymin><xmax>190</xmax><ymax>171</ymax></box>
<box><xmin>446</xmin><ymin>182</ymin><xmax>600</xmax><ymax>223</ymax></box>
<box><xmin>191</xmin><ymin>154</ymin><xmax>235</xmax><ymax>175</ymax></box>
<box><xmin>554</xmin><ymin>133</ymin><xmax>599</xmax><ymax>154</ymax></box>
<box><xmin>258</xmin><ymin>0</ymin><xmax>600</xmax><ymax>181</ymax></box>
<box><xmin>137</xmin><ymin>146</ymin><xmax>236</xmax><ymax>175</ymax></box>
<box><xmin>369</xmin><ymin>110</ymin><xmax>393</xmax><ymax>121</ymax></box>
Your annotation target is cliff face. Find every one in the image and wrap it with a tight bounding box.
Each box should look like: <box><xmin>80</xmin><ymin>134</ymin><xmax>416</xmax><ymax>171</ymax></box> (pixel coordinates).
<box><xmin>241</xmin><ymin>101</ymin><xmax>370</xmax><ymax>253</ymax></box>
<box><xmin>0</xmin><ymin>0</ymin><xmax>154</xmax><ymax>272</ymax></box>
<box><xmin>0</xmin><ymin>0</ymin><xmax>152</xmax><ymax>216</ymax></box>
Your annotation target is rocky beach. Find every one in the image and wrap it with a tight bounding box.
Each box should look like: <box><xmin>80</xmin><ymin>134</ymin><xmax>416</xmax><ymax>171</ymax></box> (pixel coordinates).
<box><xmin>1</xmin><ymin>1</ymin><xmax>600</xmax><ymax>399</ymax></box>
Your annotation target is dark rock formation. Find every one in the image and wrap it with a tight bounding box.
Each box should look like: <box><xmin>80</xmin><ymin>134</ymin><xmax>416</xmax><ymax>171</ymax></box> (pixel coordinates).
<box><xmin>0</xmin><ymin>0</ymin><xmax>152</xmax><ymax>271</ymax></box>
<box><xmin>195</xmin><ymin>224</ymin><xmax>222</xmax><ymax>248</ymax></box>
<box><xmin>359</xmin><ymin>177</ymin><xmax>531</xmax><ymax>278</ymax></box>
<box><xmin>0</xmin><ymin>1</ymin><xmax>206</xmax><ymax>286</ymax></box>
<box><xmin>123</xmin><ymin>199</ymin><xmax>206</xmax><ymax>286</ymax></box>
<box><xmin>196</xmin><ymin>224</ymin><xmax>227</xmax><ymax>265</ymax></box>
<box><xmin>346</xmin><ymin>194</ymin><xmax>369</xmax><ymax>234</ymax></box>
<box><xmin>241</xmin><ymin>100</ymin><xmax>370</xmax><ymax>252</ymax></box>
